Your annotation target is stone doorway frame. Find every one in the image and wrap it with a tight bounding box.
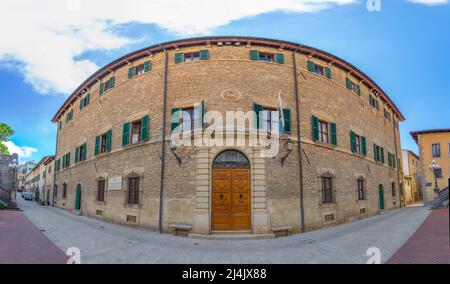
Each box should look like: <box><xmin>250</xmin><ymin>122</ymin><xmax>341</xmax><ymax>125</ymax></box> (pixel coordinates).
<box><xmin>192</xmin><ymin>147</ymin><xmax>270</xmax><ymax>235</ymax></box>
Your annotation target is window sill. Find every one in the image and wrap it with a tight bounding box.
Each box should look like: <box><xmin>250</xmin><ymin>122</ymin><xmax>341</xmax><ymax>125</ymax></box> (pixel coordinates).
<box><xmin>95</xmin><ymin>200</ymin><xmax>106</xmax><ymax>205</ymax></box>
<box><xmin>124</xmin><ymin>203</ymin><xmax>142</xmax><ymax>209</ymax></box>
<box><xmin>319</xmin><ymin>202</ymin><xmax>337</xmax><ymax>208</ymax></box>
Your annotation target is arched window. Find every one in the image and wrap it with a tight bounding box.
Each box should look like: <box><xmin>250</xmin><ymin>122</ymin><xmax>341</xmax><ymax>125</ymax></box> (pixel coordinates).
<box><xmin>212</xmin><ymin>150</ymin><xmax>250</xmax><ymax>168</ymax></box>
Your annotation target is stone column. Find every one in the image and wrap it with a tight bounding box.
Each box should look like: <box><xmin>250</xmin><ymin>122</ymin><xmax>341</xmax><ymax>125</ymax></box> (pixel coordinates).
<box><xmin>251</xmin><ymin>149</ymin><xmax>270</xmax><ymax>234</ymax></box>
<box><xmin>192</xmin><ymin>147</ymin><xmax>211</xmax><ymax>234</ymax></box>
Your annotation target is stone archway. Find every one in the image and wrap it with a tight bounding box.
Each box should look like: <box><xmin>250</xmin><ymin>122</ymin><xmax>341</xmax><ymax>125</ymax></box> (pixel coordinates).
<box><xmin>211</xmin><ymin>150</ymin><xmax>251</xmax><ymax>231</ymax></box>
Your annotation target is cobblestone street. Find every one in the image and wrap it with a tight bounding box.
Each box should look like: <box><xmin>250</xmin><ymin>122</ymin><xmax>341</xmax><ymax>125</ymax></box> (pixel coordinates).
<box><xmin>1</xmin><ymin>195</ymin><xmax>436</xmax><ymax>264</ymax></box>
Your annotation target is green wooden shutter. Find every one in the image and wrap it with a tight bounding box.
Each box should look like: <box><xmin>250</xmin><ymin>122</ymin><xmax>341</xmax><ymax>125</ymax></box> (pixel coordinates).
<box><xmin>253</xmin><ymin>103</ymin><xmax>263</xmax><ymax>129</ymax></box>
<box><xmin>75</xmin><ymin>147</ymin><xmax>79</xmax><ymax>163</ymax></box>
<box><xmin>307</xmin><ymin>60</ymin><xmax>315</xmax><ymax>72</ymax></box>
<box><xmin>106</xmin><ymin>129</ymin><xmax>112</xmax><ymax>152</ymax></box>
<box><xmin>275</xmin><ymin>53</ymin><xmax>285</xmax><ymax>64</ymax></box>
<box><xmin>174</xmin><ymin>53</ymin><xmax>184</xmax><ymax>63</ymax></box>
<box><xmin>170</xmin><ymin>108</ymin><xmax>181</xmax><ymax>133</ymax></box>
<box><xmin>282</xmin><ymin>108</ymin><xmax>291</xmax><ymax>133</ymax></box>
<box><xmin>346</xmin><ymin>77</ymin><xmax>352</xmax><ymax>89</ymax></box>
<box><xmin>361</xmin><ymin>136</ymin><xmax>367</xmax><ymax>156</ymax></box>
<box><xmin>355</xmin><ymin>84</ymin><xmax>361</xmax><ymax>96</ymax></box>
<box><xmin>109</xmin><ymin>76</ymin><xmax>115</xmax><ymax>88</ymax></box>
<box><xmin>67</xmin><ymin>152</ymin><xmax>70</xmax><ymax>167</ymax></box>
<box><xmin>81</xmin><ymin>143</ymin><xmax>86</xmax><ymax>161</ymax></box>
<box><xmin>373</xmin><ymin>144</ymin><xmax>378</xmax><ymax>161</ymax></box>
<box><xmin>79</xmin><ymin>99</ymin><xmax>83</xmax><ymax>110</ymax></box>
<box><xmin>122</xmin><ymin>123</ymin><xmax>130</xmax><ymax>146</ymax></box>
<box><xmin>95</xmin><ymin>135</ymin><xmax>100</xmax><ymax>155</ymax></box>
<box><xmin>128</xmin><ymin>67</ymin><xmax>135</xmax><ymax>79</ymax></box>
<box><xmin>350</xmin><ymin>131</ymin><xmax>356</xmax><ymax>153</ymax></box>
<box><xmin>144</xmin><ymin>61</ymin><xmax>152</xmax><ymax>72</ymax></box>
<box><xmin>249</xmin><ymin>50</ymin><xmax>259</xmax><ymax>60</ymax></box>
<box><xmin>311</xmin><ymin>116</ymin><xmax>319</xmax><ymax>141</ymax></box>
<box><xmin>201</xmin><ymin>101</ymin><xmax>205</xmax><ymax>128</ymax></box>
<box><xmin>325</xmin><ymin>67</ymin><xmax>332</xmax><ymax>79</ymax></box>
<box><xmin>392</xmin><ymin>155</ymin><xmax>396</xmax><ymax>168</ymax></box>
<box><xmin>62</xmin><ymin>155</ymin><xmax>65</xmax><ymax>169</ymax></box>
<box><xmin>140</xmin><ymin>115</ymin><xmax>149</xmax><ymax>141</ymax></box>
<box><xmin>199</xmin><ymin>50</ymin><xmax>209</xmax><ymax>60</ymax></box>
<box><xmin>86</xmin><ymin>93</ymin><xmax>90</xmax><ymax>105</ymax></box>
<box><xmin>380</xmin><ymin>147</ymin><xmax>385</xmax><ymax>164</ymax></box>
<box><xmin>99</xmin><ymin>82</ymin><xmax>104</xmax><ymax>95</ymax></box>
<box><xmin>330</xmin><ymin>123</ymin><xmax>337</xmax><ymax>146</ymax></box>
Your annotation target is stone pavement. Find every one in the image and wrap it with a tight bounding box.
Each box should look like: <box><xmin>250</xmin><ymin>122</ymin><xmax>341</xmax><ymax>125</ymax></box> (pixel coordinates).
<box><xmin>0</xmin><ymin>209</ymin><xmax>68</xmax><ymax>264</ymax></box>
<box><xmin>14</xmin><ymin>195</ymin><xmax>432</xmax><ymax>264</ymax></box>
<box><xmin>387</xmin><ymin>208</ymin><xmax>450</xmax><ymax>264</ymax></box>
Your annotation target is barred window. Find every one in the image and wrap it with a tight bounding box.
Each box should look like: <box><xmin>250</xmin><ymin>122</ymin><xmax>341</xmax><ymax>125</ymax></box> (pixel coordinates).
<box><xmin>357</xmin><ymin>179</ymin><xmax>365</xmax><ymax>200</ymax></box>
<box><xmin>128</xmin><ymin>177</ymin><xmax>140</xmax><ymax>204</ymax></box>
<box><xmin>97</xmin><ymin>180</ymin><xmax>105</xmax><ymax>202</ymax></box>
<box><xmin>321</xmin><ymin>177</ymin><xmax>333</xmax><ymax>204</ymax></box>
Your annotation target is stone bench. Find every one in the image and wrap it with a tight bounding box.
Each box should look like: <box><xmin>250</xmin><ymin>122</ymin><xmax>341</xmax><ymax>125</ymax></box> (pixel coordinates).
<box><xmin>272</xmin><ymin>225</ymin><xmax>293</xmax><ymax>237</ymax></box>
<box><xmin>169</xmin><ymin>224</ymin><xmax>192</xmax><ymax>237</ymax></box>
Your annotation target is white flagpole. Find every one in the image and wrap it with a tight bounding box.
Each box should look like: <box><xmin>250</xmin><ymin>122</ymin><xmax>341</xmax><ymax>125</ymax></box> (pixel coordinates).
<box><xmin>277</xmin><ymin>90</ymin><xmax>285</xmax><ymax>128</ymax></box>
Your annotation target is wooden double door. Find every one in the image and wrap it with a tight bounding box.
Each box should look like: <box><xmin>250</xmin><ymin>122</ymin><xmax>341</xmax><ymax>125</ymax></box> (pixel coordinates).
<box><xmin>212</xmin><ymin>168</ymin><xmax>251</xmax><ymax>231</ymax></box>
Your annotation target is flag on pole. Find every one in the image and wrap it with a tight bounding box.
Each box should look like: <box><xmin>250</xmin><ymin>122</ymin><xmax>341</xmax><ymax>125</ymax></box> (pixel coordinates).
<box><xmin>276</xmin><ymin>90</ymin><xmax>285</xmax><ymax>128</ymax></box>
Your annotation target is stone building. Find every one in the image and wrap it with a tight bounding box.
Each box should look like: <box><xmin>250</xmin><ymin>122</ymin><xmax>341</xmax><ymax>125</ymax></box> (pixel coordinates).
<box><xmin>51</xmin><ymin>37</ymin><xmax>404</xmax><ymax>237</ymax></box>
<box><xmin>410</xmin><ymin>129</ymin><xmax>450</xmax><ymax>206</ymax></box>
<box><xmin>25</xmin><ymin>156</ymin><xmax>54</xmax><ymax>202</ymax></box>
<box><xmin>401</xmin><ymin>149</ymin><xmax>422</xmax><ymax>205</ymax></box>
<box><xmin>17</xmin><ymin>160</ymin><xmax>36</xmax><ymax>191</ymax></box>
<box><xmin>0</xmin><ymin>153</ymin><xmax>18</xmax><ymax>206</ymax></box>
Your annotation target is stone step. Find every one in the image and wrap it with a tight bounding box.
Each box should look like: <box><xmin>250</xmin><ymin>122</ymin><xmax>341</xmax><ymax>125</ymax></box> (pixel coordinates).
<box><xmin>188</xmin><ymin>233</ymin><xmax>275</xmax><ymax>240</ymax></box>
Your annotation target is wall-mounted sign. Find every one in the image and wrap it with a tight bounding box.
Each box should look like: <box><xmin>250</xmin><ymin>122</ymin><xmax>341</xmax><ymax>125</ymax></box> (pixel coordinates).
<box><xmin>108</xmin><ymin>176</ymin><xmax>122</xmax><ymax>191</ymax></box>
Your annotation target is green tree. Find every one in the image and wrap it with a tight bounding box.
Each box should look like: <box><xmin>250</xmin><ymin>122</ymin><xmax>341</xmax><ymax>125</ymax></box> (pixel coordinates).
<box><xmin>0</xmin><ymin>122</ymin><xmax>14</xmax><ymax>155</ymax></box>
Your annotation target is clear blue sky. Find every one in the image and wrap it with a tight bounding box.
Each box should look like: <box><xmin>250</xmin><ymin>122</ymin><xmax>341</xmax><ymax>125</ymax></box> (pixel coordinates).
<box><xmin>0</xmin><ymin>0</ymin><xmax>449</xmax><ymax>163</ymax></box>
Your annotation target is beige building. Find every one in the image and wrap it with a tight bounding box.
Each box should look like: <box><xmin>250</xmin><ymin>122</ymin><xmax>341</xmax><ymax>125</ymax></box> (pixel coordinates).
<box><xmin>25</xmin><ymin>156</ymin><xmax>54</xmax><ymax>203</ymax></box>
<box><xmin>402</xmin><ymin>149</ymin><xmax>422</xmax><ymax>205</ymax></box>
<box><xmin>51</xmin><ymin>37</ymin><xmax>404</xmax><ymax>237</ymax></box>
<box><xmin>411</xmin><ymin>129</ymin><xmax>450</xmax><ymax>206</ymax></box>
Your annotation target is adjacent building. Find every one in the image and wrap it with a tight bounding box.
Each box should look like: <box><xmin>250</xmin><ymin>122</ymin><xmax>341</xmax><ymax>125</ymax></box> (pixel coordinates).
<box><xmin>51</xmin><ymin>36</ymin><xmax>404</xmax><ymax>236</ymax></box>
<box><xmin>25</xmin><ymin>156</ymin><xmax>54</xmax><ymax>203</ymax></box>
<box><xmin>402</xmin><ymin>149</ymin><xmax>422</xmax><ymax>205</ymax></box>
<box><xmin>411</xmin><ymin>129</ymin><xmax>450</xmax><ymax>205</ymax></box>
<box><xmin>17</xmin><ymin>160</ymin><xmax>36</xmax><ymax>191</ymax></box>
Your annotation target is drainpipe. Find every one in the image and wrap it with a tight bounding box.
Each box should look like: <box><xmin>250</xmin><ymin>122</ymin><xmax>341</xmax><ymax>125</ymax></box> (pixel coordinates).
<box><xmin>392</xmin><ymin>117</ymin><xmax>401</xmax><ymax>207</ymax></box>
<box><xmin>52</xmin><ymin>124</ymin><xmax>59</xmax><ymax>207</ymax></box>
<box><xmin>292</xmin><ymin>50</ymin><xmax>305</xmax><ymax>232</ymax></box>
<box><xmin>158</xmin><ymin>49</ymin><xmax>169</xmax><ymax>233</ymax></box>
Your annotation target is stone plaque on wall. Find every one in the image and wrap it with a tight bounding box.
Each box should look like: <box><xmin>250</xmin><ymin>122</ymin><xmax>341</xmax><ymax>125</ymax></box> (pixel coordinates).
<box><xmin>108</xmin><ymin>176</ymin><xmax>122</xmax><ymax>190</ymax></box>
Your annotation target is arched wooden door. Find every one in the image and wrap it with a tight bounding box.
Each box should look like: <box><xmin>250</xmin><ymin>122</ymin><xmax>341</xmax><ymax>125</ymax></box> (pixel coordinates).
<box><xmin>212</xmin><ymin>150</ymin><xmax>251</xmax><ymax>231</ymax></box>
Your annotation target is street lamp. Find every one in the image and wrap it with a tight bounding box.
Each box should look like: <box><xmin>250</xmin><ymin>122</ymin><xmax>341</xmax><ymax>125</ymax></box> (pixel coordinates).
<box><xmin>428</xmin><ymin>160</ymin><xmax>442</xmax><ymax>209</ymax></box>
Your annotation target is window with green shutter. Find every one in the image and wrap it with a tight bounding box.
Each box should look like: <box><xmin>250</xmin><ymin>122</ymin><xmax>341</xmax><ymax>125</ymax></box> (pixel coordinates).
<box><xmin>249</xmin><ymin>50</ymin><xmax>259</xmax><ymax>60</ymax></box>
<box><xmin>325</xmin><ymin>67</ymin><xmax>331</xmax><ymax>79</ymax></box>
<box><xmin>128</xmin><ymin>66</ymin><xmax>135</xmax><ymax>79</ymax></box>
<box><xmin>194</xmin><ymin>102</ymin><xmax>205</xmax><ymax>130</ymax></box>
<box><xmin>350</xmin><ymin>131</ymin><xmax>357</xmax><ymax>153</ymax></box>
<box><xmin>380</xmin><ymin>147</ymin><xmax>385</xmax><ymax>164</ymax></box>
<box><xmin>171</xmin><ymin>108</ymin><xmax>181</xmax><ymax>133</ymax></box>
<box><xmin>174</xmin><ymin>53</ymin><xmax>184</xmax><ymax>63</ymax></box>
<box><xmin>282</xmin><ymin>108</ymin><xmax>291</xmax><ymax>133</ymax></box>
<box><xmin>346</xmin><ymin>78</ymin><xmax>352</xmax><ymax>90</ymax></box>
<box><xmin>253</xmin><ymin>103</ymin><xmax>263</xmax><ymax>130</ymax></box>
<box><xmin>199</xmin><ymin>50</ymin><xmax>209</xmax><ymax>60</ymax></box>
<box><xmin>144</xmin><ymin>61</ymin><xmax>152</xmax><ymax>72</ymax></box>
<box><xmin>106</xmin><ymin>129</ymin><xmax>112</xmax><ymax>152</ymax></box>
<box><xmin>355</xmin><ymin>84</ymin><xmax>361</xmax><ymax>96</ymax></box>
<box><xmin>275</xmin><ymin>53</ymin><xmax>284</xmax><ymax>64</ymax></box>
<box><xmin>122</xmin><ymin>122</ymin><xmax>130</xmax><ymax>146</ymax></box>
<box><xmin>75</xmin><ymin>147</ymin><xmax>79</xmax><ymax>163</ymax></box>
<box><xmin>109</xmin><ymin>76</ymin><xmax>115</xmax><ymax>88</ymax></box>
<box><xmin>99</xmin><ymin>82</ymin><xmax>104</xmax><ymax>95</ymax></box>
<box><xmin>361</xmin><ymin>136</ymin><xmax>367</xmax><ymax>157</ymax></box>
<box><xmin>330</xmin><ymin>123</ymin><xmax>337</xmax><ymax>146</ymax></box>
<box><xmin>81</xmin><ymin>143</ymin><xmax>86</xmax><ymax>161</ymax></box>
<box><xmin>307</xmin><ymin>60</ymin><xmax>315</xmax><ymax>72</ymax></box>
<box><xmin>140</xmin><ymin>115</ymin><xmax>149</xmax><ymax>141</ymax></box>
<box><xmin>311</xmin><ymin>116</ymin><xmax>319</xmax><ymax>141</ymax></box>
<box><xmin>95</xmin><ymin>135</ymin><xmax>100</xmax><ymax>155</ymax></box>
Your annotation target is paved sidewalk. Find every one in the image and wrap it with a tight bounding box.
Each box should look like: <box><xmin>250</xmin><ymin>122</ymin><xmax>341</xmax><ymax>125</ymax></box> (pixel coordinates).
<box><xmin>0</xmin><ymin>210</ymin><xmax>68</xmax><ymax>264</ymax></box>
<box><xmin>387</xmin><ymin>208</ymin><xmax>450</xmax><ymax>264</ymax></box>
<box><xmin>16</xmin><ymin>195</ymin><xmax>431</xmax><ymax>264</ymax></box>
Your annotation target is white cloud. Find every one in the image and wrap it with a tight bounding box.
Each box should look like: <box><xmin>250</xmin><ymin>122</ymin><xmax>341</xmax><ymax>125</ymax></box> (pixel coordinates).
<box><xmin>407</xmin><ymin>0</ymin><xmax>448</xmax><ymax>5</ymax></box>
<box><xmin>0</xmin><ymin>0</ymin><xmax>355</xmax><ymax>95</ymax></box>
<box><xmin>4</xmin><ymin>141</ymin><xmax>37</xmax><ymax>161</ymax></box>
